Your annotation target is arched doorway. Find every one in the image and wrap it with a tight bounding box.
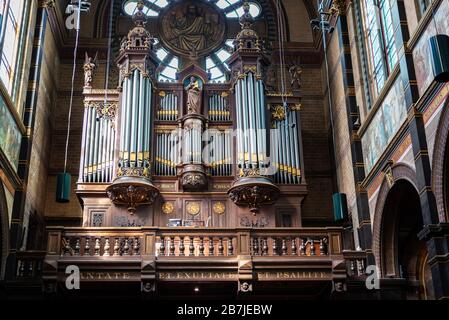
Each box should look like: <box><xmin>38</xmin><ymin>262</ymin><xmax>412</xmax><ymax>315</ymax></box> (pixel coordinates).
<box><xmin>0</xmin><ymin>180</ymin><xmax>10</xmax><ymax>280</ymax></box>
<box><xmin>380</xmin><ymin>179</ymin><xmax>434</xmax><ymax>299</ymax></box>
<box><xmin>432</xmin><ymin>96</ymin><xmax>449</xmax><ymax>222</ymax></box>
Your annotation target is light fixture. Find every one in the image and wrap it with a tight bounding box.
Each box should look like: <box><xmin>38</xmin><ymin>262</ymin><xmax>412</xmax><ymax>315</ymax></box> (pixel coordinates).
<box><xmin>194</xmin><ymin>287</ymin><xmax>200</xmax><ymax>292</ymax></box>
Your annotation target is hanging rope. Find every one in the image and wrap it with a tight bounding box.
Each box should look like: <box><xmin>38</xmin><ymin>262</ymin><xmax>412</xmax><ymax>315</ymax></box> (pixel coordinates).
<box><xmin>63</xmin><ymin>0</ymin><xmax>82</xmax><ymax>174</ymax></box>
<box><xmin>276</xmin><ymin>0</ymin><xmax>287</xmax><ymax>107</ymax></box>
<box><xmin>103</xmin><ymin>0</ymin><xmax>115</xmax><ymax>105</ymax></box>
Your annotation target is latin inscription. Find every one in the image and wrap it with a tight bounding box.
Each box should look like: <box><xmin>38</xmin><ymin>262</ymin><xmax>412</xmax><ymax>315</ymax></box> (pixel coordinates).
<box><xmin>159</xmin><ymin>272</ymin><xmax>237</xmax><ymax>280</ymax></box>
<box><xmin>257</xmin><ymin>271</ymin><xmax>331</xmax><ymax>280</ymax></box>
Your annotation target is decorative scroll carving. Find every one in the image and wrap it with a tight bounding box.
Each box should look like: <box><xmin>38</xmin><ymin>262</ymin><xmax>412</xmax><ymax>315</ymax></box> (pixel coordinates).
<box><xmin>159</xmin><ymin>0</ymin><xmax>226</xmax><ymax>57</ymax></box>
<box><xmin>271</xmin><ymin>105</ymin><xmax>286</xmax><ymax>121</ymax></box>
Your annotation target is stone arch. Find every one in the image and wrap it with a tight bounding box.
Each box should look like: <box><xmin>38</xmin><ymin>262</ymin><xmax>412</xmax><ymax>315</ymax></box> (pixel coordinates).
<box><xmin>0</xmin><ymin>180</ymin><xmax>10</xmax><ymax>280</ymax></box>
<box><xmin>431</xmin><ymin>96</ymin><xmax>449</xmax><ymax>222</ymax></box>
<box><xmin>372</xmin><ymin>163</ymin><xmax>418</xmax><ymax>276</ymax></box>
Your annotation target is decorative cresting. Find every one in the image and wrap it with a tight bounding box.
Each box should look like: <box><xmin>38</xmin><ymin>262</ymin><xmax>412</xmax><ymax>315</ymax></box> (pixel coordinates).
<box><xmin>227</xmin><ymin>3</ymin><xmax>279</xmax><ymax>213</ymax></box>
<box><xmin>106</xmin><ymin>1</ymin><xmax>159</xmax><ymax>213</ymax></box>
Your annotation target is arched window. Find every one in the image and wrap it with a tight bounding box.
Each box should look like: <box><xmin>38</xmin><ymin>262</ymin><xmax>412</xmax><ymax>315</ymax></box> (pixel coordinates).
<box><xmin>122</xmin><ymin>0</ymin><xmax>262</xmax><ymax>82</ymax></box>
<box><xmin>0</xmin><ymin>0</ymin><xmax>27</xmax><ymax>97</ymax></box>
<box><xmin>360</xmin><ymin>0</ymin><xmax>398</xmax><ymax>97</ymax></box>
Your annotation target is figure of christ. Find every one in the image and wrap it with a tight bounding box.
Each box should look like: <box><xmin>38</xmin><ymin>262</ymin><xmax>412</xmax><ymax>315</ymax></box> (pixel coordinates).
<box><xmin>169</xmin><ymin>5</ymin><xmax>212</xmax><ymax>53</ymax></box>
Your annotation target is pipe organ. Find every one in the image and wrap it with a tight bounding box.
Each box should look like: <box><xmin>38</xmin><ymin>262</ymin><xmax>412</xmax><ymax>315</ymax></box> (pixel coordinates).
<box><xmin>157</xmin><ymin>92</ymin><xmax>178</xmax><ymax>121</ymax></box>
<box><xmin>79</xmin><ymin>99</ymin><xmax>117</xmax><ymax>184</ymax></box>
<box><xmin>118</xmin><ymin>69</ymin><xmax>153</xmax><ymax>171</ymax></box>
<box><xmin>77</xmin><ymin>1</ymin><xmax>306</xmax><ymax>229</ymax></box>
<box><xmin>272</xmin><ymin>109</ymin><xmax>302</xmax><ymax>185</ymax></box>
<box><xmin>207</xmin><ymin>93</ymin><xmax>231</xmax><ymax>122</ymax></box>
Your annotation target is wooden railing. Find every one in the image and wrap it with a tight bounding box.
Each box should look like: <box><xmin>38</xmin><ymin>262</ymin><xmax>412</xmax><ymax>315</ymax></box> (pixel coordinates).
<box><xmin>15</xmin><ymin>250</ymin><xmax>46</xmax><ymax>280</ymax></box>
<box><xmin>343</xmin><ymin>250</ymin><xmax>368</xmax><ymax>278</ymax></box>
<box><xmin>46</xmin><ymin>227</ymin><xmax>344</xmax><ymax>259</ymax></box>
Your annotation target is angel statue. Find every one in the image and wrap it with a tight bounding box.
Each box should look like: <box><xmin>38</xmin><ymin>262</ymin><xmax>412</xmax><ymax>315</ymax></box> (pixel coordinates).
<box><xmin>289</xmin><ymin>64</ymin><xmax>302</xmax><ymax>89</ymax></box>
<box><xmin>83</xmin><ymin>52</ymin><xmax>98</xmax><ymax>88</ymax></box>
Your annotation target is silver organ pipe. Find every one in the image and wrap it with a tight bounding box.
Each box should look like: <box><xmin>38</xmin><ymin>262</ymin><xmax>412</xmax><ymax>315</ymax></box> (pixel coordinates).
<box><xmin>157</xmin><ymin>92</ymin><xmax>178</xmax><ymax>121</ymax></box>
<box><xmin>209</xmin><ymin>129</ymin><xmax>231</xmax><ymax>176</ymax></box>
<box><xmin>272</xmin><ymin>109</ymin><xmax>301</xmax><ymax>184</ymax></box>
<box><xmin>233</xmin><ymin>71</ymin><xmax>269</xmax><ymax>173</ymax></box>
<box><xmin>79</xmin><ymin>103</ymin><xmax>89</xmax><ymax>182</ymax></box>
<box><xmin>208</xmin><ymin>94</ymin><xmax>230</xmax><ymax>122</ymax></box>
<box><xmin>80</xmin><ymin>102</ymin><xmax>116</xmax><ymax>183</ymax></box>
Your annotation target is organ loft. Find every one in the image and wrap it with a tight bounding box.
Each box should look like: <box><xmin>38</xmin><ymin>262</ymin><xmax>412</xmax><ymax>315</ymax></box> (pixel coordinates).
<box><xmin>80</xmin><ymin>1</ymin><xmax>304</xmax><ymax>228</ymax></box>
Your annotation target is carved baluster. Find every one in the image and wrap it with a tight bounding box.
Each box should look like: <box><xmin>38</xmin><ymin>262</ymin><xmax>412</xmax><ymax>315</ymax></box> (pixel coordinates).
<box><xmin>169</xmin><ymin>236</ymin><xmax>175</xmax><ymax>256</ymax></box>
<box><xmin>199</xmin><ymin>237</ymin><xmax>205</xmax><ymax>256</ymax></box>
<box><xmin>103</xmin><ymin>238</ymin><xmax>110</xmax><ymax>256</ymax></box>
<box><xmin>281</xmin><ymin>238</ymin><xmax>287</xmax><ymax>255</ymax></box>
<box><xmin>252</xmin><ymin>238</ymin><xmax>259</xmax><ymax>255</ymax></box>
<box><xmin>113</xmin><ymin>238</ymin><xmax>120</xmax><ymax>256</ymax></box>
<box><xmin>350</xmin><ymin>260</ymin><xmax>356</xmax><ymax>275</ymax></box>
<box><xmin>85</xmin><ymin>237</ymin><xmax>91</xmax><ymax>256</ymax></box>
<box><xmin>291</xmin><ymin>237</ymin><xmax>297</xmax><ymax>255</ymax></box>
<box><xmin>262</xmin><ymin>238</ymin><xmax>268</xmax><ymax>256</ymax></box>
<box><xmin>272</xmin><ymin>238</ymin><xmax>278</xmax><ymax>256</ymax></box>
<box><xmin>299</xmin><ymin>238</ymin><xmax>306</xmax><ymax>256</ymax></box>
<box><xmin>63</xmin><ymin>238</ymin><xmax>71</xmax><ymax>256</ymax></box>
<box><xmin>179</xmin><ymin>237</ymin><xmax>185</xmax><ymax>256</ymax></box>
<box><xmin>358</xmin><ymin>259</ymin><xmax>365</xmax><ymax>276</ymax></box>
<box><xmin>310</xmin><ymin>239</ymin><xmax>316</xmax><ymax>256</ymax></box>
<box><xmin>133</xmin><ymin>238</ymin><xmax>139</xmax><ymax>255</ymax></box>
<box><xmin>319</xmin><ymin>239</ymin><xmax>326</xmax><ymax>255</ymax></box>
<box><xmin>208</xmin><ymin>237</ymin><xmax>214</xmax><ymax>256</ymax></box>
<box><xmin>228</xmin><ymin>238</ymin><xmax>234</xmax><ymax>256</ymax></box>
<box><xmin>18</xmin><ymin>260</ymin><xmax>25</xmax><ymax>277</ymax></box>
<box><xmin>159</xmin><ymin>237</ymin><xmax>166</xmax><ymax>256</ymax></box>
<box><xmin>189</xmin><ymin>236</ymin><xmax>195</xmax><ymax>256</ymax></box>
<box><xmin>123</xmin><ymin>238</ymin><xmax>130</xmax><ymax>256</ymax></box>
<box><xmin>94</xmin><ymin>238</ymin><xmax>101</xmax><ymax>256</ymax></box>
<box><xmin>74</xmin><ymin>238</ymin><xmax>80</xmax><ymax>256</ymax></box>
<box><xmin>28</xmin><ymin>261</ymin><xmax>34</xmax><ymax>277</ymax></box>
<box><xmin>218</xmin><ymin>238</ymin><xmax>224</xmax><ymax>256</ymax></box>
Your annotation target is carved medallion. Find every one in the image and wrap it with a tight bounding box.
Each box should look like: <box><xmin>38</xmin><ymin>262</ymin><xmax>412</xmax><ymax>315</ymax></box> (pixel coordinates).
<box><xmin>162</xmin><ymin>202</ymin><xmax>175</xmax><ymax>215</ymax></box>
<box><xmin>159</xmin><ymin>0</ymin><xmax>226</xmax><ymax>57</ymax></box>
<box><xmin>186</xmin><ymin>202</ymin><xmax>201</xmax><ymax>216</ymax></box>
<box><xmin>212</xmin><ymin>202</ymin><xmax>226</xmax><ymax>215</ymax></box>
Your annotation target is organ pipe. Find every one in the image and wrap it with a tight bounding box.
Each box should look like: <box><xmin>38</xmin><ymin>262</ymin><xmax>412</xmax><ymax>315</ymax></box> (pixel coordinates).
<box><xmin>79</xmin><ymin>102</ymin><xmax>116</xmax><ymax>183</ymax></box>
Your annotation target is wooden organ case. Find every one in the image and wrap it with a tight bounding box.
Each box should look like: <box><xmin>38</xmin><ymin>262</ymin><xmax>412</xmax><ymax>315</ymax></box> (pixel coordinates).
<box><xmin>76</xmin><ymin>1</ymin><xmax>307</xmax><ymax>229</ymax></box>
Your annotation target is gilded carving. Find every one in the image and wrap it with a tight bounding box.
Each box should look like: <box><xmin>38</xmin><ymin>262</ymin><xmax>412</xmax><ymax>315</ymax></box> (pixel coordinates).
<box><xmin>186</xmin><ymin>202</ymin><xmax>201</xmax><ymax>216</ymax></box>
<box><xmin>162</xmin><ymin>202</ymin><xmax>175</xmax><ymax>215</ymax></box>
<box><xmin>212</xmin><ymin>202</ymin><xmax>226</xmax><ymax>215</ymax></box>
